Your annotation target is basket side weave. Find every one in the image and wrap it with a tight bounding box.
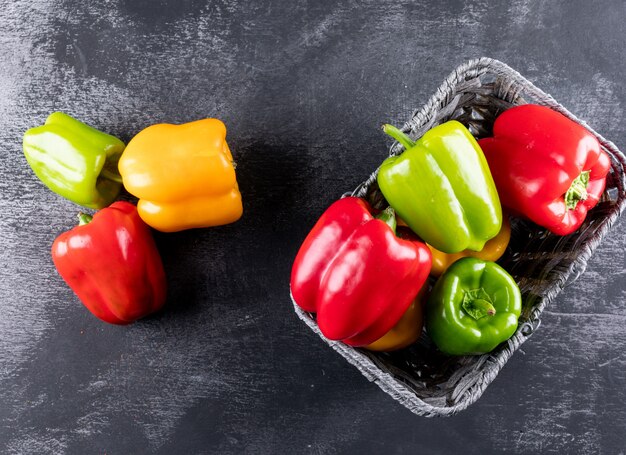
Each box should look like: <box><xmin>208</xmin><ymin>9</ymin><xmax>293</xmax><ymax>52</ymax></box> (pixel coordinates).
<box><xmin>292</xmin><ymin>57</ymin><xmax>626</xmax><ymax>417</ymax></box>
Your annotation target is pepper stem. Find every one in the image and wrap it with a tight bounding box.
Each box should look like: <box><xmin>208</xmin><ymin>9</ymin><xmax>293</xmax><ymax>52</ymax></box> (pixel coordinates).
<box><xmin>381</xmin><ymin>124</ymin><xmax>416</xmax><ymax>150</ymax></box>
<box><xmin>100</xmin><ymin>168</ymin><xmax>124</xmax><ymax>184</ymax></box>
<box><xmin>565</xmin><ymin>170</ymin><xmax>590</xmax><ymax>210</ymax></box>
<box><xmin>77</xmin><ymin>213</ymin><xmax>93</xmax><ymax>226</ymax></box>
<box><xmin>462</xmin><ymin>288</ymin><xmax>496</xmax><ymax>320</ymax></box>
<box><xmin>375</xmin><ymin>206</ymin><xmax>397</xmax><ymax>235</ymax></box>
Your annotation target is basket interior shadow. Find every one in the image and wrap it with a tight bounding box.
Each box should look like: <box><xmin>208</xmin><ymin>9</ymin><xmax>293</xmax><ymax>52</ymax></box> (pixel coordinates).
<box><xmin>292</xmin><ymin>58</ymin><xmax>626</xmax><ymax>417</ymax></box>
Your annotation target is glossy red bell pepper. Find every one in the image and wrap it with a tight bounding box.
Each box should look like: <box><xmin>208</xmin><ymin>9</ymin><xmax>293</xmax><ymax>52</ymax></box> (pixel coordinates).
<box><xmin>290</xmin><ymin>197</ymin><xmax>431</xmax><ymax>347</ymax></box>
<box><xmin>479</xmin><ymin>104</ymin><xmax>611</xmax><ymax>235</ymax></box>
<box><xmin>52</xmin><ymin>201</ymin><xmax>167</xmax><ymax>325</ymax></box>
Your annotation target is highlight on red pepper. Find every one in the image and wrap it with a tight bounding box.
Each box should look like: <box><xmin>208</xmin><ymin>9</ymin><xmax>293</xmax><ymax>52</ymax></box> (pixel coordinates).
<box><xmin>479</xmin><ymin>104</ymin><xmax>611</xmax><ymax>236</ymax></box>
<box><xmin>23</xmin><ymin>112</ymin><xmax>125</xmax><ymax>209</ymax></box>
<box><xmin>290</xmin><ymin>197</ymin><xmax>431</xmax><ymax>349</ymax></box>
<box><xmin>51</xmin><ymin>201</ymin><xmax>167</xmax><ymax>325</ymax></box>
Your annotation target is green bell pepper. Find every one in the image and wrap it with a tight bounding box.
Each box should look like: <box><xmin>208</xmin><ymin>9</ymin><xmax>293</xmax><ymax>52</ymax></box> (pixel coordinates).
<box><xmin>23</xmin><ymin>112</ymin><xmax>125</xmax><ymax>209</ymax></box>
<box><xmin>425</xmin><ymin>257</ymin><xmax>521</xmax><ymax>355</ymax></box>
<box><xmin>378</xmin><ymin>121</ymin><xmax>502</xmax><ymax>253</ymax></box>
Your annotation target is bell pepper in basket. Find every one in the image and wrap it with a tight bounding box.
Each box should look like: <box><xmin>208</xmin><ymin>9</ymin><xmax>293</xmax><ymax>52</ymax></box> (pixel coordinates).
<box><xmin>363</xmin><ymin>287</ymin><xmax>427</xmax><ymax>352</ymax></box>
<box><xmin>378</xmin><ymin>121</ymin><xmax>502</xmax><ymax>254</ymax></box>
<box><xmin>23</xmin><ymin>112</ymin><xmax>125</xmax><ymax>209</ymax></box>
<box><xmin>118</xmin><ymin>119</ymin><xmax>242</xmax><ymax>232</ymax></box>
<box><xmin>427</xmin><ymin>216</ymin><xmax>511</xmax><ymax>277</ymax></box>
<box><xmin>478</xmin><ymin>104</ymin><xmax>611</xmax><ymax>236</ymax></box>
<box><xmin>425</xmin><ymin>257</ymin><xmax>521</xmax><ymax>356</ymax></box>
<box><xmin>290</xmin><ymin>197</ymin><xmax>431</xmax><ymax>349</ymax></box>
<box><xmin>52</xmin><ymin>201</ymin><xmax>167</xmax><ymax>325</ymax></box>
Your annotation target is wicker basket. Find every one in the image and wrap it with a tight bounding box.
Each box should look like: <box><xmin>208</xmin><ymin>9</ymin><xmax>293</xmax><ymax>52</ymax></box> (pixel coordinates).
<box><xmin>291</xmin><ymin>58</ymin><xmax>626</xmax><ymax>417</ymax></box>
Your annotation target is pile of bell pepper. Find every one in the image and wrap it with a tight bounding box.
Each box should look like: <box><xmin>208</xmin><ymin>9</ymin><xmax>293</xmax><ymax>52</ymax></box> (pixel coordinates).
<box><xmin>291</xmin><ymin>104</ymin><xmax>610</xmax><ymax>356</ymax></box>
<box><xmin>24</xmin><ymin>112</ymin><xmax>243</xmax><ymax>324</ymax></box>
<box><xmin>24</xmin><ymin>102</ymin><xmax>610</xmax><ymax>353</ymax></box>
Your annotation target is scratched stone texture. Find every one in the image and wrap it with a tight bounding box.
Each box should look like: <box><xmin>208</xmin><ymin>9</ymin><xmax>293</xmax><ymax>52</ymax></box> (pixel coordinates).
<box><xmin>0</xmin><ymin>0</ymin><xmax>625</xmax><ymax>453</ymax></box>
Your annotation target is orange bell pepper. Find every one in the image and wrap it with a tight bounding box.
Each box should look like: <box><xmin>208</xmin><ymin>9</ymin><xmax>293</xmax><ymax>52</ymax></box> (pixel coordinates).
<box><xmin>118</xmin><ymin>119</ymin><xmax>242</xmax><ymax>232</ymax></box>
<box><xmin>427</xmin><ymin>216</ymin><xmax>511</xmax><ymax>277</ymax></box>
<box><xmin>364</xmin><ymin>287</ymin><xmax>427</xmax><ymax>352</ymax></box>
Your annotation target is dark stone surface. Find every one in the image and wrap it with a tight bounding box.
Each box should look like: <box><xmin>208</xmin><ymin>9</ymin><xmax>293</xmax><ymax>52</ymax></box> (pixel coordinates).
<box><xmin>1</xmin><ymin>0</ymin><xmax>625</xmax><ymax>453</ymax></box>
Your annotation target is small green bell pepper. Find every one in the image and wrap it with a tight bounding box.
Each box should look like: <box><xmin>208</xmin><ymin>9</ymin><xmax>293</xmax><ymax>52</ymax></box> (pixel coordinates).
<box><xmin>425</xmin><ymin>257</ymin><xmax>521</xmax><ymax>355</ymax></box>
<box><xmin>23</xmin><ymin>112</ymin><xmax>125</xmax><ymax>209</ymax></box>
<box><xmin>378</xmin><ymin>121</ymin><xmax>502</xmax><ymax>253</ymax></box>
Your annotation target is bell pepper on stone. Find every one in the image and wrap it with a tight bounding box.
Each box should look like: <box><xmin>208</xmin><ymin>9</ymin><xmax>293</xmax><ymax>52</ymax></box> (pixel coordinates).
<box><xmin>427</xmin><ymin>216</ymin><xmax>511</xmax><ymax>277</ymax></box>
<box><xmin>378</xmin><ymin>121</ymin><xmax>502</xmax><ymax>254</ymax></box>
<box><xmin>478</xmin><ymin>104</ymin><xmax>611</xmax><ymax>236</ymax></box>
<box><xmin>23</xmin><ymin>112</ymin><xmax>125</xmax><ymax>209</ymax></box>
<box><xmin>290</xmin><ymin>197</ymin><xmax>431</xmax><ymax>348</ymax></box>
<box><xmin>118</xmin><ymin>118</ymin><xmax>242</xmax><ymax>232</ymax></box>
<box><xmin>425</xmin><ymin>257</ymin><xmax>521</xmax><ymax>356</ymax></box>
<box><xmin>51</xmin><ymin>201</ymin><xmax>166</xmax><ymax>325</ymax></box>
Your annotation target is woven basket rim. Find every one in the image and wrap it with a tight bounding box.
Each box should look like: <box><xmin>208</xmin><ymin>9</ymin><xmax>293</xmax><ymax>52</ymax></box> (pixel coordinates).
<box><xmin>291</xmin><ymin>57</ymin><xmax>626</xmax><ymax>417</ymax></box>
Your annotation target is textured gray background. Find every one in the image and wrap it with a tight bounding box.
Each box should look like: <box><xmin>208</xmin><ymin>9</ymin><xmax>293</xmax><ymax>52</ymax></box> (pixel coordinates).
<box><xmin>1</xmin><ymin>0</ymin><xmax>625</xmax><ymax>453</ymax></box>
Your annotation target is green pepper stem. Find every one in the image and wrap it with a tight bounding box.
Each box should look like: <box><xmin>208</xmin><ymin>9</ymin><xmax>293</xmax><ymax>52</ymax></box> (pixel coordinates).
<box><xmin>77</xmin><ymin>213</ymin><xmax>93</xmax><ymax>226</ymax></box>
<box><xmin>375</xmin><ymin>206</ymin><xmax>397</xmax><ymax>235</ymax></box>
<box><xmin>100</xmin><ymin>168</ymin><xmax>123</xmax><ymax>184</ymax></box>
<box><xmin>462</xmin><ymin>288</ymin><xmax>496</xmax><ymax>320</ymax></box>
<box><xmin>381</xmin><ymin>124</ymin><xmax>416</xmax><ymax>150</ymax></box>
<box><xmin>565</xmin><ymin>170</ymin><xmax>590</xmax><ymax>210</ymax></box>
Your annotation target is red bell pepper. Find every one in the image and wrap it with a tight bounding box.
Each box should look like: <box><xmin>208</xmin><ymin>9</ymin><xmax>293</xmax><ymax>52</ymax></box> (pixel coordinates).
<box><xmin>290</xmin><ymin>197</ymin><xmax>431</xmax><ymax>347</ymax></box>
<box><xmin>479</xmin><ymin>104</ymin><xmax>611</xmax><ymax>235</ymax></box>
<box><xmin>52</xmin><ymin>201</ymin><xmax>167</xmax><ymax>325</ymax></box>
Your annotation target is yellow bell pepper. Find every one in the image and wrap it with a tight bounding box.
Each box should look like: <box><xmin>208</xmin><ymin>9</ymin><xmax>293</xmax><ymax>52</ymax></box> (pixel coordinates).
<box><xmin>427</xmin><ymin>216</ymin><xmax>511</xmax><ymax>277</ymax></box>
<box><xmin>364</xmin><ymin>288</ymin><xmax>426</xmax><ymax>352</ymax></box>
<box><xmin>118</xmin><ymin>119</ymin><xmax>242</xmax><ymax>232</ymax></box>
